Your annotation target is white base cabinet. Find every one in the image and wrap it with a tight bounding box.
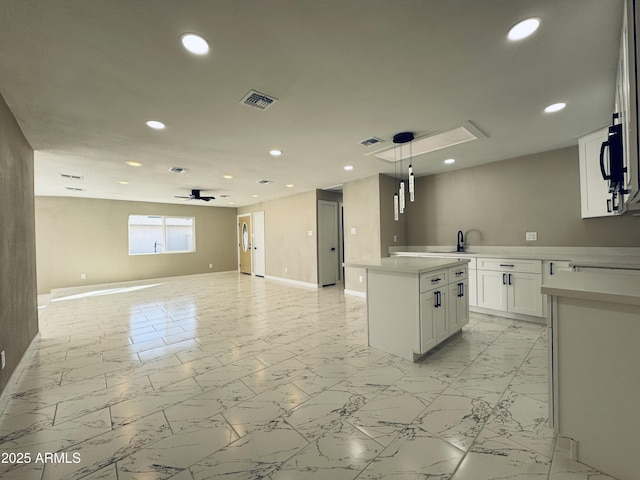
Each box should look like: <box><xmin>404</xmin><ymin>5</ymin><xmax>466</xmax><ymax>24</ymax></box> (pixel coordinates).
<box><xmin>476</xmin><ymin>258</ymin><xmax>543</xmax><ymax>317</ymax></box>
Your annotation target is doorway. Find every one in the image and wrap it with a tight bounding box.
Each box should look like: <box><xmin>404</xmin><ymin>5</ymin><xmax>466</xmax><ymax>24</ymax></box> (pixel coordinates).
<box><xmin>238</xmin><ymin>214</ymin><xmax>252</xmax><ymax>275</ymax></box>
<box><xmin>252</xmin><ymin>211</ymin><xmax>265</xmax><ymax>277</ymax></box>
<box><xmin>318</xmin><ymin>200</ymin><xmax>339</xmax><ymax>286</ymax></box>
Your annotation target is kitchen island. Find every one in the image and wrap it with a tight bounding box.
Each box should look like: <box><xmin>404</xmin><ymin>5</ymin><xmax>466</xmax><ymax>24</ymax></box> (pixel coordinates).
<box><xmin>542</xmin><ymin>271</ymin><xmax>640</xmax><ymax>480</ymax></box>
<box><xmin>346</xmin><ymin>257</ymin><xmax>470</xmax><ymax>361</ymax></box>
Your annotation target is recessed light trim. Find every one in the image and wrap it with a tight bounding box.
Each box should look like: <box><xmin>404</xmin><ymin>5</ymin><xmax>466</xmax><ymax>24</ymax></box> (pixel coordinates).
<box><xmin>444</xmin><ymin>158</ymin><xmax>456</xmax><ymax>164</ymax></box>
<box><xmin>285</xmin><ymin>184</ymin><xmax>294</xmax><ymax>188</ymax></box>
<box><xmin>507</xmin><ymin>17</ymin><xmax>541</xmax><ymax>41</ymax></box>
<box><xmin>269</xmin><ymin>149</ymin><xmax>283</xmax><ymax>157</ymax></box>
<box><xmin>251</xmin><ymin>194</ymin><xmax>259</xmax><ymax>198</ymax></box>
<box><xmin>544</xmin><ymin>102</ymin><xmax>566</xmax><ymax>113</ymax></box>
<box><xmin>223</xmin><ymin>174</ymin><xmax>234</xmax><ymax>179</ymax></box>
<box><xmin>180</xmin><ymin>33</ymin><xmax>209</xmax><ymax>55</ymax></box>
<box><xmin>146</xmin><ymin>120</ymin><xmax>165</xmax><ymax>130</ymax></box>
<box><xmin>118</xmin><ymin>181</ymin><xmax>129</xmax><ymax>185</ymax></box>
<box><xmin>126</xmin><ymin>161</ymin><xmax>143</xmax><ymax>167</ymax></box>
<box><xmin>344</xmin><ymin>165</ymin><xmax>354</xmax><ymax>171</ymax></box>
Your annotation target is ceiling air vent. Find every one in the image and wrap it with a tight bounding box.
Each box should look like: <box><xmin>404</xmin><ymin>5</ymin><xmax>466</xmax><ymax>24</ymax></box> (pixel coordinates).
<box><xmin>240</xmin><ymin>90</ymin><xmax>278</xmax><ymax>110</ymax></box>
<box><xmin>60</xmin><ymin>173</ymin><xmax>83</xmax><ymax>180</ymax></box>
<box><xmin>359</xmin><ymin>137</ymin><xmax>384</xmax><ymax>147</ymax></box>
<box><xmin>256</xmin><ymin>179</ymin><xmax>273</xmax><ymax>185</ymax></box>
<box><xmin>168</xmin><ymin>166</ymin><xmax>189</xmax><ymax>174</ymax></box>
<box><xmin>65</xmin><ymin>187</ymin><xmax>85</xmax><ymax>192</ymax></box>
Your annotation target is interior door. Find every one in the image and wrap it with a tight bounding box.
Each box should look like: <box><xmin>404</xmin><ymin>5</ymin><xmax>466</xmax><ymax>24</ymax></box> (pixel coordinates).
<box><xmin>238</xmin><ymin>215</ymin><xmax>252</xmax><ymax>275</ymax></box>
<box><xmin>318</xmin><ymin>201</ymin><xmax>338</xmax><ymax>286</ymax></box>
<box><xmin>253</xmin><ymin>211</ymin><xmax>265</xmax><ymax>277</ymax></box>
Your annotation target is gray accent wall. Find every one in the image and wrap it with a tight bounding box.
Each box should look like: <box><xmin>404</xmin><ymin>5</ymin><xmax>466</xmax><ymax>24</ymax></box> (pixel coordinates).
<box><xmin>0</xmin><ymin>93</ymin><xmax>38</xmax><ymax>396</ymax></box>
<box><xmin>406</xmin><ymin>146</ymin><xmax>640</xmax><ymax>247</ymax></box>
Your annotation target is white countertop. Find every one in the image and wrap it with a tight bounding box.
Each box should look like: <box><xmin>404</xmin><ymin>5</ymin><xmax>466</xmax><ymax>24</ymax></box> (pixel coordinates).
<box><xmin>389</xmin><ymin>246</ymin><xmax>640</xmax><ymax>269</ymax></box>
<box><xmin>346</xmin><ymin>256</ymin><xmax>469</xmax><ymax>275</ymax></box>
<box><xmin>541</xmin><ymin>271</ymin><xmax>640</xmax><ymax>306</ymax></box>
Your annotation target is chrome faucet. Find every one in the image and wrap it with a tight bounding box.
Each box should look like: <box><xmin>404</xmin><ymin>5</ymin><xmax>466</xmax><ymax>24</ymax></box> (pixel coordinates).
<box><xmin>456</xmin><ymin>230</ymin><xmax>464</xmax><ymax>252</ymax></box>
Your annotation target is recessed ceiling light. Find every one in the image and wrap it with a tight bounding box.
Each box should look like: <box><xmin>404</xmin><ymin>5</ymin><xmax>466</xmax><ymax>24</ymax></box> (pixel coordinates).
<box><xmin>126</xmin><ymin>161</ymin><xmax>142</xmax><ymax>167</ymax></box>
<box><xmin>118</xmin><ymin>181</ymin><xmax>129</xmax><ymax>185</ymax></box>
<box><xmin>180</xmin><ymin>33</ymin><xmax>209</xmax><ymax>55</ymax></box>
<box><xmin>344</xmin><ymin>165</ymin><xmax>354</xmax><ymax>171</ymax></box>
<box><xmin>444</xmin><ymin>158</ymin><xmax>456</xmax><ymax>164</ymax></box>
<box><xmin>251</xmin><ymin>194</ymin><xmax>259</xmax><ymax>198</ymax></box>
<box><xmin>223</xmin><ymin>174</ymin><xmax>234</xmax><ymax>179</ymax></box>
<box><xmin>269</xmin><ymin>149</ymin><xmax>283</xmax><ymax>157</ymax></box>
<box><xmin>228</xmin><ymin>201</ymin><xmax>235</xmax><ymax>205</ymax></box>
<box><xmin>113</xmin><ymin>193</ymin><xmax>122</xmax><ymax>197</ymax></box>
<box><xmin>507</xmin><ymin>17</ymin><xmax>540</xmax><ymax>41</ymax></box>
<box><xmin>146</xmin><ymin>120</ymin><xmax>165</xmax><ymax>130</ymax></box>
<box><xmin>285</xmin><ymin>184</ymin><xmax>294</xmax><ymax>188</ymax></box>
<box><xmin>544</xmin><ymin>102</ymin><xmax>566</xmax><ymax>113</ymax></box>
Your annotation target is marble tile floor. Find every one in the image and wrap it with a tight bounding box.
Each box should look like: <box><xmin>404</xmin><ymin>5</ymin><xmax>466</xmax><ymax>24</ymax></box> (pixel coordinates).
<box><xmin>0</xmin><ymin>272</ymin><xmax>617</xmax><ymax>480</ymax></box>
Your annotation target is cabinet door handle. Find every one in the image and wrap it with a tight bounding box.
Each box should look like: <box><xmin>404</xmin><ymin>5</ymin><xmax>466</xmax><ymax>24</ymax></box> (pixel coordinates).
<box><xmin>508</xmin><ymin>273</ymin><xmax>512</xmax><ymax>285</ymax></box>
<box><xmin>502</xmin><ymin>273</ymin><xmax>507</xmax><ymax>285</ymax></box>
<box><xmin>550</xmin><ymin>262</ymin><xmax>554</xmax><ymax>275</ymax></box>
<box><xmin>499</xmin><ymin>264</ymin><xmax>515</xmax><ymax>267</ymax></box>
<box><xmin>434</xmin><ymin>291</ymin><xmax>439</xmax><ymax>308</ymax></box>
<box><xmin>607</xmin><ymin>198</ymin><xmax>612</xmax><ymax>213</ymax></box>
<box><xmin>461</xmin><ymin>282</ymin><xmax>465</xmax><ymax>297</ymax></box>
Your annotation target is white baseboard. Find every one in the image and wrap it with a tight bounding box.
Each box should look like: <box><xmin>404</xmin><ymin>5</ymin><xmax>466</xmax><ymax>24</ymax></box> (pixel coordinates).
<box><xmin>264</xmin><ymin>275</ymin><xmax>319</xmax><ymax>289</ymax></box>
<box><xmin>344</xmin><ymin>289</ymin><xmax>366</xmax><ymax>298</ymax></box>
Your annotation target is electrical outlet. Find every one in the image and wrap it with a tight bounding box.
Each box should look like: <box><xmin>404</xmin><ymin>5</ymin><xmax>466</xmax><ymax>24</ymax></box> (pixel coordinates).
<box><xmin>351</xmin><ymin>227</ymin><xmax>357</xmax><ymax>235</ymax></box>
<box><xmin>393</xmin><ymin>234</ymin><xmax>397</xmax><ymax>242</ymax></box>
<box><xmin>359</xmin><ymin>275</ymin><xmax>363</xmax><ymax>283</ymax></box>
<box><xmin>209</xmin><ymin>264</ymin><xmax>213</xmax><ymax>269</ymax></box>
<box><xmin>284</xmin><ymin>267</ymin><xmax>288</xmax><ymax>273</ymax></box>
<box><xmin>80</xmin><ymin>273</ymin><xmax>86</xmax><ymax>280</ymax></box>
<box><xmin>1</xmin><ymin>350</ymin><xmax>5</xmax><ymax>370</ymax></box>
<box><xmin>526</xmin><ymin>232</ymin><xmax>538</xmax><ymax>241</ymax></box>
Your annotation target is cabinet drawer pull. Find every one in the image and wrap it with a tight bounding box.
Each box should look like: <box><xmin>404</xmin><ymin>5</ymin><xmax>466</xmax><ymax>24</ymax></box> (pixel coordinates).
<box><xmin>455</xmin><ymin>271</ymin><xmax>464</xmax><ymax>276</ymax></box>
<box><xmin>499</xmin><ymin>264</ymin><xmax>515</xmax><ymax>267</ymax></box>
<box><xmin>431</xmin><ymin>277</ymin><xmax>442</xmax><ymax>283</ymax></box>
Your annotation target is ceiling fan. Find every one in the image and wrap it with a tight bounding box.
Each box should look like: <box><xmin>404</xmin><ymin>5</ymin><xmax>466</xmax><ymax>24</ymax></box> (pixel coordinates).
<box><xmin>174</xmin><ymin>189</ymin><xmax>216</xmax><ymax>202</ymax></box>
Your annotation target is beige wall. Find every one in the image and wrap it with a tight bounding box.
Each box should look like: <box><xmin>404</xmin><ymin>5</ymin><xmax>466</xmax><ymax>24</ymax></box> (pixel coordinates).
<box><xmin>0</xmin><ymin>93</ymin><xmax>38</xmax><ymax>396</ymax></box>
<box><xmin>406</xmin><ymin>146</ymin><xmax>640</xmax><ymax>247</ymax></box>
<box><xmin>239</xmin><ymin>190</ymin><xmax>321</xmax><ymax>284</ymax></box>
<box><xmin>343</xmin><ymin>174</ymin><xmax>383</xmax><ymax>292</ymax></box>
<box><xmin>35</xmin><ymin>197</ymin><xmax>238</xmax><ymax>294</ymax></box>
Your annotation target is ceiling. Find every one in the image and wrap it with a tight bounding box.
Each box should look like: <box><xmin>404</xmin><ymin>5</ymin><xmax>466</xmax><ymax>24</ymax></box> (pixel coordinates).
<box><xmin>0</xmin><ymin>0</ymin><xmax>624</xmax><ymax>207</ymax></box>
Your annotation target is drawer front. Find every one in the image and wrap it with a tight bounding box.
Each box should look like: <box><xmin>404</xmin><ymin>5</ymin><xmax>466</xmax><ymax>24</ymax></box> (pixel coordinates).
<box><xmin>477</xmin><ymin>258</ymin><xmax>541</xmax><ymax>274</ymax></box>
<box><xmin>448</xmin><ymin>265</ymin><xmax>468</xmax><ymax>281</ymax></box>
<box><xmin>420</xmin><ymin>270</ymin><xmax>448</xmax><ymax>292</ymax></box>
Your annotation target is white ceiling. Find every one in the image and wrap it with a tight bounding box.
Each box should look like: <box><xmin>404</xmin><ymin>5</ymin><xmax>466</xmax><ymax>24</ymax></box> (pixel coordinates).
<box><xmin>0</xmin><ymin>0</ymin><xmax>624</xmax><ymax>207</ymax></box>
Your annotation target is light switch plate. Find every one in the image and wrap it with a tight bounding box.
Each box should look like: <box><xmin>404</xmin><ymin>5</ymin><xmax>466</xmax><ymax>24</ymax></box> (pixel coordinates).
<box><xmin>526</xmin><ymin>232</ymin><xmax>538</xmax><ymax>241</ymax></box>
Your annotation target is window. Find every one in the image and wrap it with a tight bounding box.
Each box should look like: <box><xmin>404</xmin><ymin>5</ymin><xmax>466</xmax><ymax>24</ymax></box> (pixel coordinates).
<box><xmin>128</xmin><ymin>215</ymin><xmax>195</xmax><ymax>255</ymax></box>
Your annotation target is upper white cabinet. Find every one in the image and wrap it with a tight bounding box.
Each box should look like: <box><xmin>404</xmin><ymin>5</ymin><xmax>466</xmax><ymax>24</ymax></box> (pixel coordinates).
<box><xmin>579</xmin><ymin>127</ymin><xmax>620</xmax><ymax>218</ymax></box>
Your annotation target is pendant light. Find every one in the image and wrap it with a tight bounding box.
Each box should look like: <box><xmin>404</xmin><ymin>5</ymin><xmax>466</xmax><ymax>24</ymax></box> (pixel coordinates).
<box><xmin>392</xmin><ymin>132</ymin><xmax>415</xmax><ymax>221</ymax></box>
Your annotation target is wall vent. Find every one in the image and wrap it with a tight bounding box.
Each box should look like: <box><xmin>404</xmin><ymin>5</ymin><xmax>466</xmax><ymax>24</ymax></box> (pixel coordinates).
<box><xmin>60</xmin><ymin>173</ymin><xmax>83</xmax><ymax>180</ymax></box>
<box><xmin>240</xmin><ymin>90</ymin><xmax>278</xmax><ymax>110</ymax></box>
<box><xmin>359</xmin><ymin>137</ymin><xmax>384</xmax><ymax>147</ymax></box>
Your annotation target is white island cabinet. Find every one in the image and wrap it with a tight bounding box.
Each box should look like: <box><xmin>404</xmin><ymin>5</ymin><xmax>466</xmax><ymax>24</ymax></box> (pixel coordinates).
<box><xmin>346</xmin><ymin>257</ymin><xmax>470</xmax><ymax>362</ymax></box>
<box><xmin>543</xmin><ymin>271</ymin><xmax>640</xmax><ymax>480</ymax></box>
